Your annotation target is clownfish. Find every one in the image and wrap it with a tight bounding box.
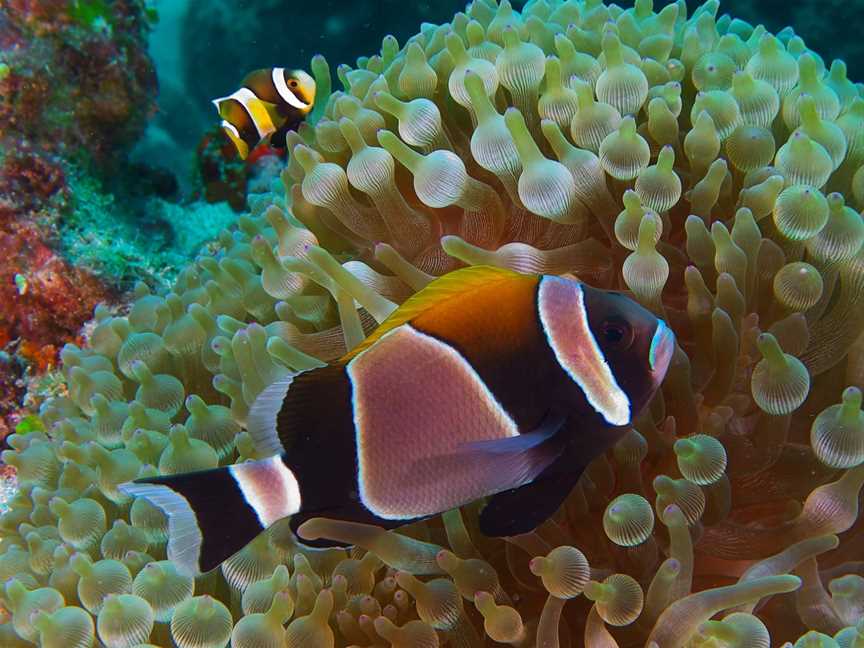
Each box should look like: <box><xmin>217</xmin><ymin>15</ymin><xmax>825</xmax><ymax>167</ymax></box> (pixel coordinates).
<box><xmin>120</xmin><ymin>266</ymin><xmax>676</xmax><ymax>576</ymax></box>
<box><xmin>212</xmin><ymin>68</ymin><xmax>315</xmax><ymax>160</ymax></box>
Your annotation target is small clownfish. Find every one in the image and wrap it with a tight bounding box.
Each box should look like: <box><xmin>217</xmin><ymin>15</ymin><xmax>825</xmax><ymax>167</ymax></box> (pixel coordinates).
<box><xmin>212</xmin><ymin>68</ymin><xmax>315</xmax><ymax>160</ymax></box>
<box><xmin>121</xmin><ymin>266</ymin><xmax>676</xmax><ymax>576</ymax></box>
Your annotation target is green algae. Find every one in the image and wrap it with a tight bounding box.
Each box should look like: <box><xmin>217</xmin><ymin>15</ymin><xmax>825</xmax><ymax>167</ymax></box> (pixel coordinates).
<box><xmin>59</xmin><ymin>166</ymin><xmax>236</xmax><ymax>291</ymax></box>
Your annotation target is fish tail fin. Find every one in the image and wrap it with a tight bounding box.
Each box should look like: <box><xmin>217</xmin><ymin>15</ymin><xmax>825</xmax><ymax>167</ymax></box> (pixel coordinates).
<box><xmin>119</xmin><ymin>455</ymin><xmax>301</xmax><ymax>576</ymax></box>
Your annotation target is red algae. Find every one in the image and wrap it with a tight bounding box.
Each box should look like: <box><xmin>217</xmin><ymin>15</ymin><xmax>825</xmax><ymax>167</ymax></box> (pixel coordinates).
<box><xmin>0</xmin><ymin>0</ymin><xmax>156</xmax><ymax>424</ymax></box>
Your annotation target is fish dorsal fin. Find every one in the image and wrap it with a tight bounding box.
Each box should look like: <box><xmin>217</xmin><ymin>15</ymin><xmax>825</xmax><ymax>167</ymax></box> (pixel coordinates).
<box><xmin>340</xmin><ymin>265</ymin><xmax>523</xmax><ymax>362</ymax></box>
<box><xmin>247</xmin><ymin>373</ymin><xmax>298</xmax><ymax>457</ymax></box>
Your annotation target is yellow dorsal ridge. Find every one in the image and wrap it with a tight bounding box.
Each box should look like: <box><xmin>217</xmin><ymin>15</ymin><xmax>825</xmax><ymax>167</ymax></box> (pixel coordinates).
<box><xmin>340</xmin><ymin>265</ymin><xmax>525</xmax><ymax>362</ymax></box>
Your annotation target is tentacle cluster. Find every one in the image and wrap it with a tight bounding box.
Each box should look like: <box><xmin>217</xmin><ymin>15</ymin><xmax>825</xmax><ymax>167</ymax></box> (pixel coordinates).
<box><xmin>2</xmin><ymin>0</ymin><xmax>864</xmax><ymax>646</ymax></box>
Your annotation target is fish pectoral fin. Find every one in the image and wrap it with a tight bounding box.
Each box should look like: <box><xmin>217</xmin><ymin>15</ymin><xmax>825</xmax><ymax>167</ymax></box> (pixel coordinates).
<box><xmin>478</xmin><ymin>420</ymin><xmax>588</xmax><ymax>537</ymax></box>
<box><xmin>424</xmin><ymin>411</ymin><xmax>569</xmax><ymax>500</ymax></box>
<box><xmin>261</xmin><ymin>100</ymin><xmax>284</xmax><ymax>125</ymax></box>
<box><xmin>478</xmin><ymin>467</ymin><xmax>582</xmax><ymax>537</ymax></box>
<box><xmin>477</xmin><ymin>420</ymin><xmax>632</xmax><ymax>537</ymax></box>
<box><xmin>460</xmin><ymin>410</ymin><xmax>567</xmax><ymax>455</ymax></box>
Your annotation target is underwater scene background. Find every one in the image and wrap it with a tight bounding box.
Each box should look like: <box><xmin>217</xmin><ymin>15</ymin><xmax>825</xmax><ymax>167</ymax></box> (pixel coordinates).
<box><xmin>2</xmin><ymin>0</ymin><xmax>864</xmax><ymax>646</ymax></box>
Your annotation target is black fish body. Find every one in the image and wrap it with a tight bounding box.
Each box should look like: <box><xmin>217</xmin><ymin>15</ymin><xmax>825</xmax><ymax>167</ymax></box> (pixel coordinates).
<box><xmin>121</xmin><ymin>267</ymin><xmax>675</xmax><ymax>575</ymax></box>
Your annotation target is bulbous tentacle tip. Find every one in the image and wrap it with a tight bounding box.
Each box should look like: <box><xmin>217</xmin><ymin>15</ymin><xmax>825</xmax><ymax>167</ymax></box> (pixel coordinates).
<box><xmin>8</xmin><ymin>3</ymin><xmax>864</xmax><ymax>647</ymax></box>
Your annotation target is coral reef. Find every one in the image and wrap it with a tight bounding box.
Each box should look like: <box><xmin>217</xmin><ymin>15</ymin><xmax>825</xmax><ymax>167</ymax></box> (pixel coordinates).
<box><xmin>0</xmin><ymin>154</ymin><xmax>111</xmax><ymax>351</ymax></box>
<box><xmin>0</xmin><ymin>144</ymin><xmax>114</xmax><ymax>435</ymax></box>
<box><xmin>2</xmin><ymin>0</ymin><xmax>864</xmax><ymax>647</ymax></box>
<box><xmin>0</xmin><ymin>0</ymin><xmax>159</xmax><ymax>420</ymax></box>
<box><xmin>56</xmin><ymin>167</ymin><xmax>237</xmax><ymax>290</ymax></box>
<box><xmin>0</xmin><ymin>0</ymin><xmax>157</xmax><ymax>167</ymax></box>
<box><xmin>0</xmin><ymin>0</ymin><xmax>244</xmax><ymax>422</ymax></box>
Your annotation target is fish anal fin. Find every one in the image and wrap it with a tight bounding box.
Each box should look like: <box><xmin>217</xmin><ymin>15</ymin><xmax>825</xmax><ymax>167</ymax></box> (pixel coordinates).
<box><xmin>220</xmin><ymin>120</ymin><xmax>250</xmax><ymax>160</ymax></box>
<box><xmin>340</xmin><ymin>265</ymin><xmax>525</xmax><ymax>362</ymax></box>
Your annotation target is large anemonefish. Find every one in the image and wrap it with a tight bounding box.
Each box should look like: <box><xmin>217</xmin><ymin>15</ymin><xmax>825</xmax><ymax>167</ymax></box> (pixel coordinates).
<box><xmin>121</xmin><ymin>266</ymin><xmax>676</xmax><ymax>576</ymax></box>
<box><xmin>212</xmin><ymin>68</ymin><xmax>315</xmax><ymax>160</ymax></box>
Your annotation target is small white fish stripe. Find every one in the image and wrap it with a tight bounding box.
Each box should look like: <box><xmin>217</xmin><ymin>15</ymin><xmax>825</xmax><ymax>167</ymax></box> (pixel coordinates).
<box><xmin>220</xmin><ymin>120</ymin><xmax>249</xmax><ymax>159</ymax></box>
<box><xmin>538</xmin><ymin>276</ymin><xmax>631</xmax><ymax>426</ymax></box>
<box><xmin>229</xmin><ymin>456</ymin><xmax>301</xmax><ymax>527</ymax></box>
<box><xmin>272</xmin><ymin>67</ymin><xmax>311</xmax><ymax>110</ymax></box>
<box><xmin>226</xmin><ymin>87</ymin><xmax>276</xmax><ymax>138</ymax></box>
<box><xmin>220</xmin><ymin>120</ymin><xmax>241</xmax><ymax>141</ymax></box>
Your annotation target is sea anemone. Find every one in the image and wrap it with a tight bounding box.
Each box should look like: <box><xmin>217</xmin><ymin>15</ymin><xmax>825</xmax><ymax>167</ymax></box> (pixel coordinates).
<box><xmin>2</xmin><ymin>0</ymin><xmax>864</xmax><ymax>645</ymax></box>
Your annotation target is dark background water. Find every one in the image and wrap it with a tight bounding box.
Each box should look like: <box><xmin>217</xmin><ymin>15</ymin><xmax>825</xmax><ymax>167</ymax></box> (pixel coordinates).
<box><xmin>145</xmin><ymin>0</ymin><xmax>859</xmax><ymax>186</ymax></box>
<box><xmin>147</xmin><ymin>0</ymin><xmax>476</xmax><ymax>168</ymax></box>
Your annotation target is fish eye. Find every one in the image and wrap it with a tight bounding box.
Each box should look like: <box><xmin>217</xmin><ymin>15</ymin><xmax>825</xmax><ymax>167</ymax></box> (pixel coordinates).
<box><xmin>600</xmin><ymin>318</ymin><xmax>634</xmax><ymax>350</ymax></box>
<box><xmin>289</xmin><ymin>80</ymin><xmax>299</xmax><ymax>87</ymax></box>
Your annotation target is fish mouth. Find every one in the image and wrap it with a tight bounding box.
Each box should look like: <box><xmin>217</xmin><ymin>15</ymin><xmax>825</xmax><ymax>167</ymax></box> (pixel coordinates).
<box><xmin>648</xmin><ymin>320</ymin><xmax>675</xmax><ymax>381</ymax></box>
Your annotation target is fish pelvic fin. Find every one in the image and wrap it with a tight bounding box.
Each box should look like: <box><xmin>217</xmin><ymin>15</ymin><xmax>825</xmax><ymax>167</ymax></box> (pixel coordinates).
<box><xmin>220</xmin><ymin>120</ymin><xmax>250</xmax><ymax>160</ymax></box>
<box><xmin>119</xmin><ymin>455</ymin><xmax>301</xmax><ymax>576</ymax></box>
<box><xmin>478</xmin><ymin>420</ymin><xmax>630</xmax><ymax>537</ymax></box>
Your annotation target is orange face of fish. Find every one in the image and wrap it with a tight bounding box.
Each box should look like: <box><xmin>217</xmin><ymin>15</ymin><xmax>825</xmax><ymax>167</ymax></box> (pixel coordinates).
<box><xmin>283</xmin><ymin>69</ymin><xmax>316</xmax><ymax>109</ymax></box>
